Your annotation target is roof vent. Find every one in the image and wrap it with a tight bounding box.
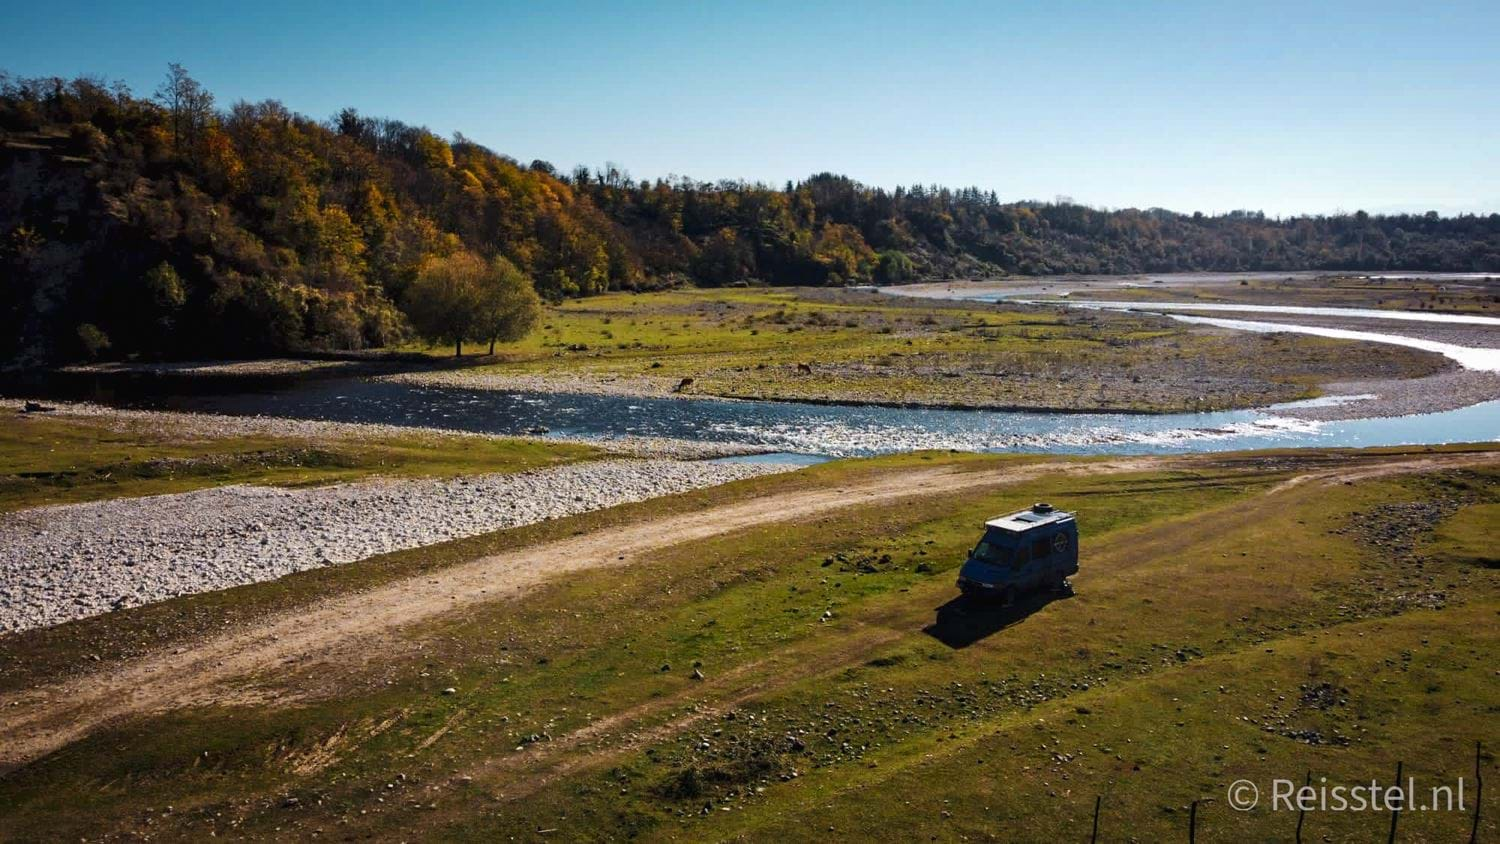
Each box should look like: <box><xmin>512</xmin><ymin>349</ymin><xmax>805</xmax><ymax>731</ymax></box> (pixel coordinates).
<box><xmin>1031</xmin><ymin>502</ymin><xmax>1054</xmax><ymax>514</ymax></box>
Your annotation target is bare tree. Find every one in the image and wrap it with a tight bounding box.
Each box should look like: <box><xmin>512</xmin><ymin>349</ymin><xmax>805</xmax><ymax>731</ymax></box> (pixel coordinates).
<box><xmin>154</xmin><ymin>63</ymin><xmax>215</xmax><ymax>157</ymax></box>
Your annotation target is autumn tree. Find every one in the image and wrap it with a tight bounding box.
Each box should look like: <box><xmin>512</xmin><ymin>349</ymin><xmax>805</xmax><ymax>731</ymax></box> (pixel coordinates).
<box><xmin>4</xmin><ymin>69</ymin><xmax>1499</xmax><ymax>364</ymax></box>
<box><xmin>692</xmin><ymin>228</ymin><xmax>753</xmax><ymax>285</ymax></box>
<box><xmin>154</xmin><ymin>63</ymin><xmax>214</xmax><ymax>158</ymax></box>
<box><xmin>404</xmin><ymin>251</ymin><xmax>541</xmax><ymax>356</ymax></box>
<box><xmin>404</xmin><ymin>252</ymin><xmax>484</xmax><ymax>356</ymax></box>
<box><xmin>476</xmin><ymin>256</ymin><xmax>542</xmax><ymax>355</ymax></box>
<box><xmin>811</xmin><ymin>223</ymin><xmax>874</xmax><ymax>284</ymax></box>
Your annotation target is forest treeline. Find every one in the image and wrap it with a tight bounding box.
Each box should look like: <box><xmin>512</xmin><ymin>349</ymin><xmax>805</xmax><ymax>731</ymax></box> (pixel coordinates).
<box><xmin>3</xmin><ymin>69</ymin><xmax>1499</xmax><ymax>363</ymax></box>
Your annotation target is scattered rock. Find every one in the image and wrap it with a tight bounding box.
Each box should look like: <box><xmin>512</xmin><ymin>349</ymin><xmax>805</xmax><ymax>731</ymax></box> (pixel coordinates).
<box><xmin>0</xmin><ymin>457</ymin><xmax>794</xmax><ymax>634</ymax></box>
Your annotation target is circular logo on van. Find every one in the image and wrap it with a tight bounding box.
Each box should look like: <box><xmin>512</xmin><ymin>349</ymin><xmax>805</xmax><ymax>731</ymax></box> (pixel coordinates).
<box><xmin>1052</xmin><ymin>533</ymin><xmax>1068</xmax><ymax>553</ymax></box>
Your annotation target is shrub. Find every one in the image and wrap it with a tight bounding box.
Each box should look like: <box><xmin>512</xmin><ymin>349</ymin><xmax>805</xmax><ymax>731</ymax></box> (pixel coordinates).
<box><xmin>75</xmin><ymin>323</ymin><xmax>111</xmax><ymax>359</ymax></box>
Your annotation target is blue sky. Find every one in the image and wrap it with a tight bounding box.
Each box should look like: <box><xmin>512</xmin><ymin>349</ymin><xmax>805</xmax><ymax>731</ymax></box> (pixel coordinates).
<box><xmin>4</xmin><ymin>0</ymin><xmax>1497</xmax><ymax>216</ymax></box>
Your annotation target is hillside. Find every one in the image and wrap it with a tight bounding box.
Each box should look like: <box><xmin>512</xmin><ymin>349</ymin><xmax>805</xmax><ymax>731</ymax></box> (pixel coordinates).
<box><xmin>4</xmin><ymin>69</ymin><xmax>1499</xmax><ymax>363</ymax></box>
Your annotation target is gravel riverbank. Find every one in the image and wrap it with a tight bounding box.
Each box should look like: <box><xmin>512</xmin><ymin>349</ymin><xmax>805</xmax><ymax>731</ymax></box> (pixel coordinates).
<box><xmin>1279</xmin><ymin>370</ymin><xmax>1500</xmax><ymax>421</ymax></box>
<box><xmin>380</xmin><ymin>369</ymin><xmax>686</xmax><ymax>399</ymax></box>
<box><xmin>58</xmin><ymin>359</ymin><xmax>365</xmax><ymax>378</ymax></box>
<box><xmin>889</xmin><ymin>282</ymin><xmax>1500</xmax><ymax>419</ymax></box>
<box><xmin>0</xmin><ymin>458</ymin><xmax>794</xmax><ymax>634</ymax></box>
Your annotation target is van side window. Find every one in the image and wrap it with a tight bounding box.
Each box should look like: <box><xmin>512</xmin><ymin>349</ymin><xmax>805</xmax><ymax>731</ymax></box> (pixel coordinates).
<box><xmin>1032</xmin><ymin>536</ymin><xmax>1051</xmax><ymax>559</ymax></box>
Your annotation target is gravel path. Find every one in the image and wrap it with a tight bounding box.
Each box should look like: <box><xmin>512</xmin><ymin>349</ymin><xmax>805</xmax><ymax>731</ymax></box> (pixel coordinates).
<box><xmin>0</xmin><ymin>459</ymin><xmax>792</xmax><ymax>634</ymax></box>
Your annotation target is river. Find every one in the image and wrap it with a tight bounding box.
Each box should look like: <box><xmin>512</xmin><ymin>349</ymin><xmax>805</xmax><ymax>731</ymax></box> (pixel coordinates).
<box><xmin>34</xmin><ymin>275</ymin><xmax>1500</xmax><ymax>458</ymax></box>
<box><xmin>132</xmin><ymin>374</ymin><xmax>1497</xmax><ymax>459</ymax></box>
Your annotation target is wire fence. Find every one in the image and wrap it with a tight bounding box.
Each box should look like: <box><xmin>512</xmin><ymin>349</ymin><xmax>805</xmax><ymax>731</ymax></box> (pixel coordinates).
<box><xmin>1086</xmin><ymin>741</ymin><xmax>1484</xmax><ymax>842</ymax></box>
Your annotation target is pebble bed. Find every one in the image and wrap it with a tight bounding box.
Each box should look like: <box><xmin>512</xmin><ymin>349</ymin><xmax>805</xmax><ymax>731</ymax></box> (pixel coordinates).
<box><xmin>0</xmin><ymin>458</ymin><xmax>792</xmax><ymax>634</ymax></box>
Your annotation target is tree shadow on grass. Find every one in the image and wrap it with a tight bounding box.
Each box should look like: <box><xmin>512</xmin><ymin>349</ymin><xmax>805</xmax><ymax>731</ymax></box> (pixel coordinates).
<box><xmin>923</xmin><ymin>589</ymin><xmax>1069</xmax><ymax>649</ymax></box>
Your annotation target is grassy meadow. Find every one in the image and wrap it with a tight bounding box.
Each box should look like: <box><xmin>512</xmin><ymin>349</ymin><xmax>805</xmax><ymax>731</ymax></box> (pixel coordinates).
<box><xmin>409</xmin><ymin>287</ymin><xmax>1446</xmax><ymax>412</ymax></box>
<box><xmin>1</xmin><ymin>446</ymin><xmax>1494</xmax><ymax>841</ymax></box>
<box><xmin>0</xmin><ymin>414</ymin><xmax>601</xmax><ymax>513</ymax></box>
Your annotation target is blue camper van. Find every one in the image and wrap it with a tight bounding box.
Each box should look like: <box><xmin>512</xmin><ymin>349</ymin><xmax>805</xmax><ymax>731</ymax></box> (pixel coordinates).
<box><xmin>956</xmin><ymin>503</ymin><xmax>1078</xmax><ymax>603</ymax></box>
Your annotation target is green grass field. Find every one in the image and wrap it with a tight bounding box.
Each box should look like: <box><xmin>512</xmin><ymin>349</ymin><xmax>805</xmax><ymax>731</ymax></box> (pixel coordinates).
<box><xmin>1</xmin><ymin>446</ymin><xmax>1494</xmax><ymax>841</ymax></box>
<box><xmin>407</xmin><ymin>287</ymin><xmax>1444</xmax><ymax>412</ymax></box>
<box><xmin>0</xmin><ymin>414</ymin><xmax>602</xmax><ymax>512</ymax></box>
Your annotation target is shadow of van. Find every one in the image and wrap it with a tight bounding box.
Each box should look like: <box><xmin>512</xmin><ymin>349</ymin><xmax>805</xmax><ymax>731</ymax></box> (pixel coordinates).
<box><xmin>923</xmin><ymin>588</ymin><xmax>1070</xmax><ymax>649</ymax></box>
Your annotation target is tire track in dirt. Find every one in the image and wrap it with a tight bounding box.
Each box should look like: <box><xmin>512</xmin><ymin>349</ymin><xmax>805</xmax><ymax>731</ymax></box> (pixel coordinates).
<box><xmin>449</xmin><ymin>621</ymin><xmax>910</xmax><ymax>805</ymax></box>
<box><xmin>360</xmin><ymin>450</ymin><xmax>1500</xmax><ymax>835</ymax></box>
<box><xmin>0</xmin><ymin>457</ymin><xmax>1155</xmax><ymax>771</ymax></box>
<box><xmin>3</xmin><ymin>451</ymin><xmax>1492</xmax><ymax>773</ymax></box>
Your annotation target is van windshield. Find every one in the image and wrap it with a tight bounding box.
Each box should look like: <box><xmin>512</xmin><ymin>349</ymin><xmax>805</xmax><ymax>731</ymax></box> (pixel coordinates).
<box><xmin>971</xmin><ymin>540</ymin><xmax>1011</xmax><ymax>565</ymax></box>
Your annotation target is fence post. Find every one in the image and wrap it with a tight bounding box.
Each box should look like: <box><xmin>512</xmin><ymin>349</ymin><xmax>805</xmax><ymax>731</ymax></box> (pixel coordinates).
<box><xmin>1091</xmin><ymin>795</ymin><xmax>1101</xmax><ymax>844</ymax></box>
<box><xmin>1296</xmin><ymin>770</ymin><xmax>1310</xmax><ymax>844</ymax></box>
<box><xmin>1388</xmin><ymin>760</ymin><xmax>1403</xmax><ymax>844</ymax></box>
<box><xmin>1189</xmin><ymin>799</ymin><xmax>1198</xmax><ymax>843</ymax></box>
<box><xmin>1472</xmin><ymin>741</ymin><xmax>1484</xmax><ymax>844</ymax></box>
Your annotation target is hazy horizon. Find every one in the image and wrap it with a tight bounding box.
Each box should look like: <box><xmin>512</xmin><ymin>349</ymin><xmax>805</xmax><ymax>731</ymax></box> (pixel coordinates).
<box><xmin>5</xmin><ymin>0</ymin><xmax>1497</xmax><ymax>218</ymax></box>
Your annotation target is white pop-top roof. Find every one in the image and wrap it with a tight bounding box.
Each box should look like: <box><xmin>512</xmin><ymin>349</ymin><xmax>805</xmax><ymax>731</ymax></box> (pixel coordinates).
<box><xmin>985</xmin><ymin>505</ymin><xmax>1074</xmax><ymax>532</ymax></box>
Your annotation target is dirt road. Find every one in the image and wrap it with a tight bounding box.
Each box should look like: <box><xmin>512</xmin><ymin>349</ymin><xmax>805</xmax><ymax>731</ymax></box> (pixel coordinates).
<box><xmin>1</xmin><ymin>450</ymin><xmax>1493</xmax><ymax>771</ymax></box>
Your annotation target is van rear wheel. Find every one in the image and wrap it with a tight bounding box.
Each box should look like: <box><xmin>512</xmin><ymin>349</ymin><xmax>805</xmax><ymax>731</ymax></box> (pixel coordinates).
<box><xmin>1000</xmin><ymin>586</ymin><xmax>1017</xmax><ymax>606</ymax></box>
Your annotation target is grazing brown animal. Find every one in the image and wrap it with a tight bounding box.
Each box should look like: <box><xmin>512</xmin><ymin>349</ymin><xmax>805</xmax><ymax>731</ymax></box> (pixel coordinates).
<box><xmin>796</xmin><ymin>362</ymin><xmax>813</xmax><ymax>375</ymax></box>
<box><xmin>674</xmin><ymin>377</ymin><xmax>695</xmax><ymax>392</ymax></box>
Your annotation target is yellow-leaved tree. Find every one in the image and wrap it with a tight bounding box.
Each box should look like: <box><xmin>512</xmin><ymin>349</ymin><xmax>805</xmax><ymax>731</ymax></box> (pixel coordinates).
<box><xmin>477</xmin><ymin>255</ymin><xmax>541</xmax><ymax>355</ymax></box>
<box><xmin>403</xmin><ymin>251</ymin><xmax>541</xmax><ymax>357</ymax></box>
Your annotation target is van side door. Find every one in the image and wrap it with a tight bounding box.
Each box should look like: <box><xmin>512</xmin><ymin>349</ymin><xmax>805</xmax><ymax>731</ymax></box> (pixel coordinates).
<box><xmin>1028</xmin><ymin>531</ymin><xmax>1054</xmax><ymax>588</ymax></box>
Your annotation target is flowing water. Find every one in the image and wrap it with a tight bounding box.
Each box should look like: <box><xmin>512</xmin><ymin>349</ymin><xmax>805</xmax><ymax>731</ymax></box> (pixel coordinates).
<box><xmin>935</xmin><ymin>296</ymin><xmax>1500</xmax><ymax>371</ymax></box>
<box><xmin>1047</xmin><ymin>301</ymin><xmax>1500</xmax><ymax>326</ymax></box>
<box><xmin>1150</xmin><ymin>314</ymin><xmax>1500</xmax><ymax>371</ymax></box>
<box><xmin>140</xmin><ymin>377</ymin><xmax>1499</xmax><ymax>458</ymax></box>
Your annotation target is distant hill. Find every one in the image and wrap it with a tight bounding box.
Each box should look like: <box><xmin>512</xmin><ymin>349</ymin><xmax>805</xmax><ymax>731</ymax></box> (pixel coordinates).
<box><xmin>4</xmin><ymin>70</ymin><xmax>1498</xmax><ymax>363</ymax></box>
